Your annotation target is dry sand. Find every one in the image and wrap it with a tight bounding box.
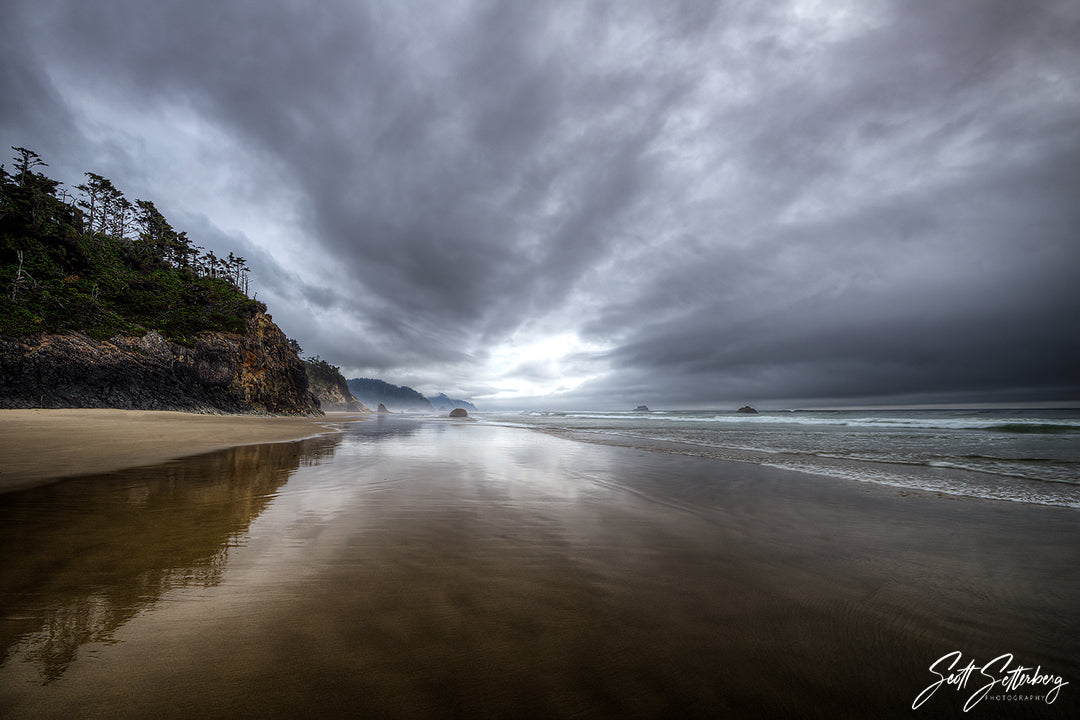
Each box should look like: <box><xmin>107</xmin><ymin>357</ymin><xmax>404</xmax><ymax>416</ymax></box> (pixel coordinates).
<box><xmin>0</xmin><ymin>409</ymin><xmax>370</xmax><ymax>494</ymax></box>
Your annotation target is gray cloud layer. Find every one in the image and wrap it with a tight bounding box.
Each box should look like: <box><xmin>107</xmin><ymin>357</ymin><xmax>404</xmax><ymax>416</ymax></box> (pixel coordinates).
<box><xmin>3</xmin><ymin>0</ymin><xmax>1079</xmax><ymax>408</ymax></box>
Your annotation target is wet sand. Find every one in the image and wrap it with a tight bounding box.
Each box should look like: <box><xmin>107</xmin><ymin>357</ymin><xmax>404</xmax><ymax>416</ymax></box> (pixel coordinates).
<box><xmin>0</xmin><ymin>417</ymin><xmax>1077</xmax><ymax>718</ymax></box>
<box><xmin>0</xmin><ymin>409</ymin><xmax>369</xmax><ymax>493</ymax></box>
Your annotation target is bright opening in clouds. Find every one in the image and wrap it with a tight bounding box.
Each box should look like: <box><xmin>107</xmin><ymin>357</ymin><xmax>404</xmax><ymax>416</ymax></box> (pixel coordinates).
<box><xmin>484</xmin><ymin>331</ymin><xmax>612</xmax><ymax>401</ymax></box>
<box><xmin>3</xmin><ymin>0</ymin><xmax>1078</xmax><ymax>410</ymax></box>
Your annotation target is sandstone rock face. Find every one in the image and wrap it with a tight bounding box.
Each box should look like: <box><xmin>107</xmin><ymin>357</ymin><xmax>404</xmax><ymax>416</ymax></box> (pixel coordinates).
<box><xmin>0</xmin><ymin>312</ymin><xmax>321</xmax><ymax>415</ymax></box>
<box><xmin>304</xmin><ymin>365</ymin><xmax>370</xmax><ymax>413</ymax></box>
<box><xmin>448</xmin><ymin>408</ymin><xmax>468</xmax><ymax>418</ymax></box>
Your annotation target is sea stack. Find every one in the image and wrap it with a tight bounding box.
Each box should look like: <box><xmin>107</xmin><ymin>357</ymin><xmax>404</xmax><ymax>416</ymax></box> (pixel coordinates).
<box><xmin>377</xmin><ymin>403</ymin><xmax>391</xmax><ymax>414</ymax></box>
<box><xmin>449</xmin><ymin>408</ymin><xmax>468</xmax><ymax>418</ymax></box>
<box><xmin>634</xmin><ymin>405</ymin><xmax>651</xmax><ymax>412</ymax></box>
<box><xmin>736</xmin><ymin>405</ymin><xmax>759</xmax><ymax>414</ymax></box>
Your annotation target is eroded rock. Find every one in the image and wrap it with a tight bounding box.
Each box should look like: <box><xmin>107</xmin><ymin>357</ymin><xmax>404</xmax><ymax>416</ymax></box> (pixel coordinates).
<box><xmin>0</xmin><ymin>313</ymin><xmax>321</xmax><ymax>415</ymax></box>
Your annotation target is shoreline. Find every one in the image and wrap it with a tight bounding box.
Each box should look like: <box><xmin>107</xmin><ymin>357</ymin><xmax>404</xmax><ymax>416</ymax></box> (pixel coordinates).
<box><xmin>0</xmin><ymin>409</ymin><xmax>371</xmax><ymax>494</ymax></box>
<box><xmin>0</xmin><ymin>415</ymin><xmax>1077</xmax><ymax>717</ymax></box>
<box><xmin>2</xmin><ymin>416</ymin><xmax>1076</xmax><ymax>717</ymax></box>
<box><xmin>476</xmin><ymin>416</ymin><xmax>1080</xmax><ymax>511</ymax></box>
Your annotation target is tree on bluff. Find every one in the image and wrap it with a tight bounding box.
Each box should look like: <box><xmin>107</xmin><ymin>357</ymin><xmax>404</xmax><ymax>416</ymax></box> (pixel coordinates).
<box><xmin>1</xmin><ymin>147</ymin><xmax>264</xmax><ymax>340</ymax></box>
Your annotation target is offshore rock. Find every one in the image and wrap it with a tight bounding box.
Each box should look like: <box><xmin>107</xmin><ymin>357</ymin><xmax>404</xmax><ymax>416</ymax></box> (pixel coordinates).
<box><xmin>448</xmin><ymin>408</ymin><xmax>468</xmax><ymax>418</ymax></box>
<box><xmin>377</xmin><ymin>403</ymin><xmax>391</xmax><ymax>414</ymax></box>
<box><xmin>736</xmin><ymin>405</ymin><xmax>759</xmax><ymax>414</ymax></box>
<box><xmin>0</xmin><ymin>312</ymin><xmax>322</xmax><ymax>415</ymax></box>
<box><xmin>634</xmin><ymin>405</ymin><xmax>651</xmax><ymax>412</ymax></box>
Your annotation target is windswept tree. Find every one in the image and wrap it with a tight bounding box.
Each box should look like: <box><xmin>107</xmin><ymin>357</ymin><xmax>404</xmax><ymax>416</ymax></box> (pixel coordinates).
<box><xmin>4</xmin><ymin>147</ymin><xmax>62</xmax><ymax>229</ymax></box>
<box><xmin>3</xmin><ymin>148</ymin><xmax>261</xmax><ymax>339</ymax></box>
<box><xmin>221</xmin><ymin>252</ymin><xmax>252</xmax><ymax>295</ymax></box>
<box><xmin>75</xmin><ymin>172</ymin><xmax>133</xmax><ymax>238</ymax></box>
<box><xmin>98</xmin><ymin>178</ymin><xmax>125</xmax><ymax>236</ymax></box>
<box><xmin>236</xmin><ymin>256</ymin><xmax>250</xmax><ymax>296</ymax></box>
<box><xmin>76</xmin><ymin>172</ymin><xmax>112</xmax><ymax>235</ymax></box>
<box><xmin>10</xmin><ymin>147</ymin><xmax>47</xmax><ymax>187</ymax></box>
<box><xmin>175</xmin><ymin>231</ymin><xmax>197</xmax><ymax>270</ymax></box>
<box><xmin>205</xmin><ymin>249</ymin><xmax>219</xmax><ymax>278</ymax></box>
<box><xmin>113</xmin><ymin>195</ymin><xmax>134</xmax><ymax>239</ymax></box>
<box><xmin>135</xmin><ymin>199</ymin><xmax>178</xmax><ymax>263</ymax></box>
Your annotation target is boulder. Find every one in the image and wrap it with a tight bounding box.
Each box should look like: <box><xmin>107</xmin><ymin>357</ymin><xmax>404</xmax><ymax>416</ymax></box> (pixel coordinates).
<box><xmin>448</xmin><ymin>408</ymin><xmax>468</xmax><ymax>418</ymax></box>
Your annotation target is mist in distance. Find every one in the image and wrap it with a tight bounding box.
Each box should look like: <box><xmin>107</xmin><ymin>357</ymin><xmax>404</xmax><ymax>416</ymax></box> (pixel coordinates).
<box><xmin>2</xmin><ymin>0</ymin><xmax>1078</xmax><ymax>409</ymax></box>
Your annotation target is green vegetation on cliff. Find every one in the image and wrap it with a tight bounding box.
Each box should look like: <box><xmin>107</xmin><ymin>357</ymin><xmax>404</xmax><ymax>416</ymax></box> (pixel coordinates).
<box><xmin>0</xmin><ymin>147</ymin><xmax>265</xmax><ymax>342</ymax></box>
<box><xmin>303</xmin><ymin>355</ymin><xmax>344</xmax><ymax>388</ymax></box>
<box><xmin>302</xmin><ymin>354</ymin><xmax>367</xmax><ymax>412</ymax></box>
<box><xmin>346</xmin><ymin>377</ymin><xmax>433</xmax><ymax>411</ymax></box>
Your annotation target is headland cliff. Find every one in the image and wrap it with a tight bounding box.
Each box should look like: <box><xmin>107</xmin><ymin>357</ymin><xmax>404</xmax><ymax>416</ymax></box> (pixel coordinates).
<box><xmin>0</xmin><ymin>312</ymin><xmax>321</xmax><ymax>415</ymax></box>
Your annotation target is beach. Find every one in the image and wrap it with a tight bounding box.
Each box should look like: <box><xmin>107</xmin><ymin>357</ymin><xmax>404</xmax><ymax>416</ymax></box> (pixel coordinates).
<box><xmin>1</xmin><ymin>415</ymin><xmax>1077</xmax><ymax>718</ymax></box>
<box><xmin>0</xmin><ymin>409</ymin><xmax>368</xmax><ymax>494</ymax></box>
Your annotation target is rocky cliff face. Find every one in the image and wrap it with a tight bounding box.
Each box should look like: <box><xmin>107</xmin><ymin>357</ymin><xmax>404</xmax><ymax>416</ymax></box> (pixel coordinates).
<box><xmin>0</xmin><ymin>312</ymin><xmax>321</xmax><ymax>415</ymax></box>
<box><xmin>304</xmin><ymin>363</ymin><xmax>370</xmax><ymax>413</ymax></box>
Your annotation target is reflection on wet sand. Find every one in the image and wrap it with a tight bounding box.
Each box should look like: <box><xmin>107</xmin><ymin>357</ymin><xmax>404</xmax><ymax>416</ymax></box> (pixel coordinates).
<box><xmin>0</xmin><ymin>418</ymin><xmax>1077</xmax><ymax>719</ymax></box>
<box><xmin>0</xmin><ymin>435</ymin><xmax>342</xmax><ymax>682</ymax></box>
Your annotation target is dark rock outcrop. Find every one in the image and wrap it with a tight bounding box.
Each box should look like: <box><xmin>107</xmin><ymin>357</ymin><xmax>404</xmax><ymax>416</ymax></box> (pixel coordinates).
<box><xmin>736</xmin><ymin>405</ymin><xmax>759</xmax><ymax>414</ymax></box>
<box><xmin>634</xmin><ymin>405</ymin><xmax>651</xmax><ymax>412</ymax></box>
<box><xmin>377</xmin><ymin>403</ymin><xmax>391</xmax><ymax>414</ymax></box>
<box><xmin>448</xmin><ymin>408</ymin><xmax>468</xmax><ymax>418</ymax></box>
<box><xmin>0</xmin><ymin>312</ymin><xmax>321</xmax><ymax>415</ymax></box>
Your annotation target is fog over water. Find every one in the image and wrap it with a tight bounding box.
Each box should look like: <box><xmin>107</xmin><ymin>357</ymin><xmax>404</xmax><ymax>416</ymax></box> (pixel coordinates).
<box><xmin>2</xmin><ymin>1</ymin><xmax>1079</xmax><ymax>408</ymax></box>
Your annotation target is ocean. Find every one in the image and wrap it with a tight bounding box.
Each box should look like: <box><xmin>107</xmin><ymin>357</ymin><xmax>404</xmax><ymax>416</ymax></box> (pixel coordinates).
<box><xmin>3</xmin><ymin>415</ymin><xmax>1078</xmax><ymax>717</ymax></box>
<box><xmin>478</xmin><ymin>407</ymin><xmax>1080</xmax><ymax>509</ymax></box>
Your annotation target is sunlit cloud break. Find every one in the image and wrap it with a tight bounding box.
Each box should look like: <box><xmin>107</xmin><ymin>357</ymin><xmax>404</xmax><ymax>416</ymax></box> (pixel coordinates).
<box><xmin>2</xmin><ymin>0</ymin><xmax>1078</xmax><ymax>409</ymax></box>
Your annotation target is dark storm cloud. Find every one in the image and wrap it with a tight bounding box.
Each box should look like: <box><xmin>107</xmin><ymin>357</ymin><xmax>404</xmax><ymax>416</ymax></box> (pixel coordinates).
<box><xmin>2</xmin><ymin>0</ymin><xmax>1078</xmax><ymax>406</ymax></box>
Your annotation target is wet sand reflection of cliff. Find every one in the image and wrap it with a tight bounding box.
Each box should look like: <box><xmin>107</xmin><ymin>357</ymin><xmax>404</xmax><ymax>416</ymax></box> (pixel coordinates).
<box><xmin>0</xmin><ymin>435</ymin><xmax>342</xmax><ymax>683</ymax></box>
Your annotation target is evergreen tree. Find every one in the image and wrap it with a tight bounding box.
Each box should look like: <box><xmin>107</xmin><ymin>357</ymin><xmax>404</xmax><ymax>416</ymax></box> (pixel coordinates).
<box><xmin>1</xmin><ymin>148</ymin><xmax>265</xmax><ymax>339</ymax></box>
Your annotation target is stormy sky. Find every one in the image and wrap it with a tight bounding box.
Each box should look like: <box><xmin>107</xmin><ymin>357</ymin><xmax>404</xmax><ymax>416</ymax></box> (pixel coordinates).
<box><xmin>3</xmin><ymin>0</ymin><xmax>1078</xmax><ymax>409</ymax></box>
